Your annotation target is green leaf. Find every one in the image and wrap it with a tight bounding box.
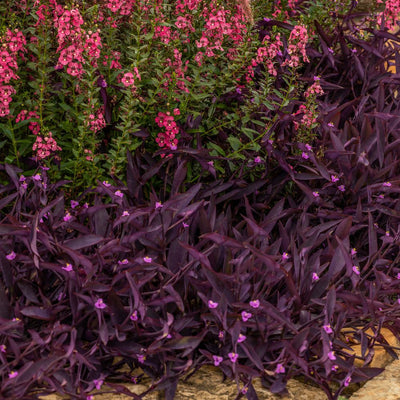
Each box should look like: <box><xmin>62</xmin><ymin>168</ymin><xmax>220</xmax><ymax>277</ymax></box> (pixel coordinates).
<box><xmin>241</xmin><ymin>127</ymin><xmax>258</xmax><ymax>140</ymax></box>
<box><xmin>207</xmin><ymin>142</ymin><xmax>225</xmax><ymax>156</ymax></box>
<box><xmin>0</xmin><ymin>124</ymin><xmax>13</xmax><ymax>140</ymax></box>
<box><xmin>227</xmin><ymin>136</ymin><xmax>242</xmax><ymax>151</ymax></box>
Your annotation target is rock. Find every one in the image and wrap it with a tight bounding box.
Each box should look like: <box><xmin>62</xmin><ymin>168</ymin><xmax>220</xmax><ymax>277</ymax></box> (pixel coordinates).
<box><xmin>39</xmin><ymin>366</ymin><xmax>327</xmax><ymax>400</ymax></box>
<box><xmin>349</xmin><ymin>358</ymin><xmax>400</xmax><ymax>400</ymax></box>
<box><xmin>175</xmin><ymin>366</ymin><xmax>327</xmax><ymax>400</ymax></box>
<box><xmin>342</xmin><ymin>328</ymin><xmax>400</xmax><ymax>369</ymax></box>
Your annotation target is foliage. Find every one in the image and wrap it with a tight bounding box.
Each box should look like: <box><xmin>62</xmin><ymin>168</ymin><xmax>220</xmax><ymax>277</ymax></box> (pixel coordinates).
<box><xmin>0</xmin><ymin>0</ymin><xmax>363</xmax><ymax>191</ymax></box>
<box><xmin>2</xmin><ymin>1</ymin><xmax>400</xmax><ymax>400</ymax></box>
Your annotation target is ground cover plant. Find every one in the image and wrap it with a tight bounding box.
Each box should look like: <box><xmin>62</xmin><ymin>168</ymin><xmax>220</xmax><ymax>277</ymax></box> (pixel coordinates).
<box><xmin>2</xmin><ymin>0</ymin><xmax>400</xmax><ymax>400</ymax></box>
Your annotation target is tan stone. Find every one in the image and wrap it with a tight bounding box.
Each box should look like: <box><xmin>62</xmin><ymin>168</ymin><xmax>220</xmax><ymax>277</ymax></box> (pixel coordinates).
<box><xmin>349</xmin><ymin>358</ymin><xmax>400</xmax><ymax>400</ymax></box>
<box><xmin>341</xmin><ymin>328</ymin><xmax>400</xmax><ymax>369</ymax></box>
<box><xmin>39</xmin><ymin>366</ymin><xmax>327</xmax><ymax>400</ymax></box>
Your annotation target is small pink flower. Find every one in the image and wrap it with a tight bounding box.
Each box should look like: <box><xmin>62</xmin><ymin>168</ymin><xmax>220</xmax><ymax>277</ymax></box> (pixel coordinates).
<box><xmin>282</xmin><ymin>252</ymin><xmax>290</xmax><ymax>261</ymax></box>
<box><xmin>32</xmin><ymin>174</ymin><xmax>41</xmax><ymax>181</ymax></box>
<box><xmin>352</xmin><ymin>265</ymin><xmax>360</xmax><ymax>275</ymax></box>
<box><xmin>331</xmin><ymin>175</ymin><xmax>339</xmax><ymax>183</ymax></box>
<box><xmin>351</xmin><ymin>248</ymin><xmax>357</xmax><ymax>256</ymax></box>
<box><xmin>312</xmin><ymin>272</ymin><xmax>319</xmax><ymax>281</ymax></box>
<box><xmin>305</xmin><ymin>144</ymin><xmax>312</xmax><ymax>151</ymax></box>
<box><xmin>114</xmin><ymin>190</ymin><xmax>123</xmax><ymax>198</ymax></box>
<box><xmin>241</xmin><ymin>311</ymin><xmax>252</xmax><ymax>322</ymax></box>
<box><xmin>213</xmin><ymin>355</ymin><xmax>223</xmax><ymax>366</ymax></box>
<box><xmin>62</xmin><ymin>263</ymin><xmax>73</xmax><ymax>272</ymax></box>
<box><xmin>208</xmin><ymin>300</ymin><xmax>218</xmax><ymax>309</ymax></box>
<box><xmin>207</xmin><ymin>161</ymin><xmax>214</xmax><ymax>167</ymax></box>
<box><xmin>328</xmin><ymin>122</ymin><xmax>334</xmax><ymax>127</ymax></box>
<box><xmin>328</xmin><ymin>351</ymin><xmax>336</xmax><ymax>360</ymax></box>
<box><xmin>70</xmin><ymin>200</ymin><xmax>79</xmax><ymax>209</ymax></box>
<box><xmin>378</xmin><ymin>194</ymin><xmax>385</xmax><ymax>199</ymax></box>
<box><xmin>155</xmin><ymin>201</ymin><xmax>163</xmax><ymax>209</ymax></box>
<box><xmin>338</xmin><ymin>185</ymin><xmax>345</xmax><ymax>192</ymax></box>
<box><xmin>254</xmin><ymin>156</ymin><xmax>262</xmax><ymax>164</ymax></box>
<box><xmin>275</xmin><ymin>363</ymin><xmax>285</xmax><ymax>374</ymax></box>
<box><xmin>383</xmin><ymin>182</ymin><xmax>392</xmax><ymax>187</ymax></box>
<box><xmin>396</xmin><ymin>273</ymin><xmax>400</xmax><ymax>280</ymax></box>
<box><xmin>249</xmin><ymin>299</ymin><xmax>260</xmax><ymax>308</ymax></box>
<box><xmin>218</xmin><ymin>331</ymin><xmax>224</xmax><ymax>339</ymax></box>
<box><xmin>130</xmin><ymin>310</ymin><xmax>138</xmax><ymax>321</ymax></box>
<box><xmin>63</xmin><ymin>212</ymin><xmax>72</xmax><ymax>222</ymax></box>
<box><xmin>301</xmin><ymin>152</ymin><xmax>309</xmax><ymax>159</ymax></box>
<box><xmin>87</xmin><ymin>396</ymin><xmax>94</xmax><ymax>400</ymax></box>
<box><xmin>0</xmin><ymin>344</ymin><xmax>6</xmax><ymax>353</ymax></box>
<box><xmin>143</xmin><ymin>256</ymin><xmax>152</xmax><ymax>263</ymax></box>
<box><xmin>118</xmin><ymin>259</ymin><xmax>129</xmax><ymax>265</ymax></box>
<box><xmin>6</xmin><ymin>251</ymin><xmax>16</xmax><ymax>260</ymax></box>
<box><xmin>8</xmin><ymin>371</ymin><xmax>18</xmax><ymax>379</ymax></box>
<box><xmin>238</xmin><ymin>334</ymin><xmax>246</xmax><ymax>343</ymax></box>
<box><xmin>182</xmin><ymin>222</ymin><xmax>189</xmax><ymax>228</ymax></box>
<box><xmin>121</xmin><ymin>72</ymin><xmax>135</xmax><ymax>87</ymax></box>
<box><xmin>344</xmin><ymin>376</ymin><xmax>352</xmax><ymax>387</ymax></box>
<box><xmin>312</xmin><ymin>191</ymin><xmax>319</xmax><ymax>198</ymax></box>
<box><xmin>228</xmin><ymin>352</ymin><xmax>238</xmax><ymax>363</ymax></box>
<box><xmin>331</xmin><ymin>364</ymin><xmax>338</xmax><ymax>371</ymax></box>
<box><xmin>137</xmin><ymin>354</ymin><xmax>145</xmax><ymax>363</ymax></box>
<box><xmin>102</xmin><ymin>181</ymin><xmax>111</xmax><ymax>187</ymax></box>
<box><xmin>122</xmin><ymin>210</ymin><xmax>130</xmax><ymax>216</ymax></box>
<box><xmin>95</xmin><ymin>298</ymin><xmax>107</xmax><ymax>309</ymax></box>
<box><xmin>173</xmin><ymin>108</ymin><xmax>180</xmax><ymax>116</ymax></box>
<box><xmin>323</xmin><ymin>324</ymin><xmax>333</xmax><ymax>334</ymax></box>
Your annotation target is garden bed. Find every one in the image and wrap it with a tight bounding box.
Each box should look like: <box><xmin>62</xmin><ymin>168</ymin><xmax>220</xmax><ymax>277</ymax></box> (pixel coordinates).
<box><xmin>2</xmin><ymin>1</ymin><xmax>400</xmax><ymax>400</ymax></box>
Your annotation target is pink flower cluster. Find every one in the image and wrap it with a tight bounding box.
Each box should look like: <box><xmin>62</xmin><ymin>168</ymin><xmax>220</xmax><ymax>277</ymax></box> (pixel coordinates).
<box><xmin>105</xmin><ymin>0</ymin><xmax>134</xmax><ymax>16</ymax></box>
<box><xmin>194</xmin><ymin>2</ymin><xmax>247</xmax><ymax>63</ymax></box>
<box><xmin>293</xmin><ymin>105</ymin><xmax>317</xmax><ymax>130</ymax></box>
<box><xmin>16</xmin><ymin>110</ymin><xmax>40</xmax><ymax>134</ymax></box>
<box><xmin>378</xmin><ymin>0</ymin><xmax>400</xmax><ymax>30</ymax></box>
<box><xmin>283</xmin><ymin>25</ymin><xmax>310</xmax><ymax>68</ymax></box>
<box><xmin>305</xmin><ymin>77</ymin><xmax>324</xmax><ymax>98</ymax></box>
<box><xmin>155</xmin><ymin>111</ymin><xmax>179</xmax><ymax>152</ymax></box>
<box><xmin>251</xmin><ymin>33</ymin><xmax>283</xmax><ymax>76</ymax></box>
<box><xmin>32</xmin><ymin>131</ymin><xmax>62</xmax><ymax>160</ymax></box>
<box><xmin>154</xmin><ymin>25</ymin><xmax>176</xmax><ymax>44</ymax></box>
<box><xmin>17</xmin><ymin>110</ymin><xmax>61</xmax><ymax>160</ymax></box>
<box><xmin>87</xmin><ymin>108</ymin><xmax>106</xmax><ymax>133</ymax></box>
<box><xmin>54</xmin><ymin>8</ymin><xmax>102</xmax><ymax>77</ymax></box>
<box><xmin>0</xmin><ymin>29</ymin><xmax>26</xmax><ymax>117</ymax></box>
